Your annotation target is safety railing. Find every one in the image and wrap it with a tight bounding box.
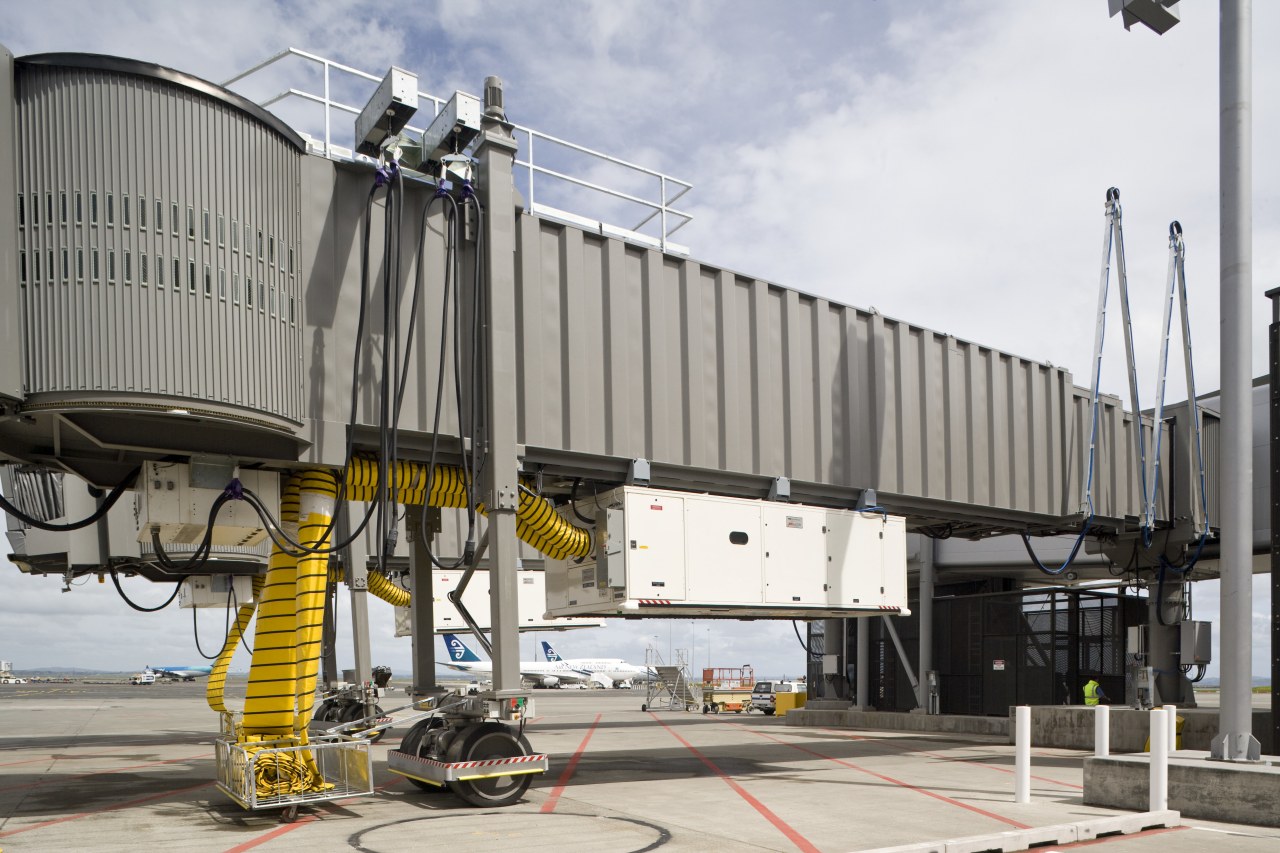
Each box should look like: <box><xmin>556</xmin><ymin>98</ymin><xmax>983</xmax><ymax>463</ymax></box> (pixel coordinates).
<box><xmin>222</xmin><ymin>48</ymin><xmax>693</xmax><ymax>254</ymax></box>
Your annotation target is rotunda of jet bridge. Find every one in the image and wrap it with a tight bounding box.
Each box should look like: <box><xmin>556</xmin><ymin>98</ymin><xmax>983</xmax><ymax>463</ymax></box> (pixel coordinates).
<box><xmin>11</xmin><ymin>52</ymin><xmax>306</xmax><ymax>436</ymax></box>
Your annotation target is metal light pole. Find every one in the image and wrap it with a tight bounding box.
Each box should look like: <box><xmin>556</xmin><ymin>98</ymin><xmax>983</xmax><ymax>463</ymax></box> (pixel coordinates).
<box><xmin>1111</xmin><ymin>0</ymin><xmax>1260</xmax><ymax>763</ymax></box>
<box><xmin>1211</xmin><ymin>0</ymin><xmax>1261</xmax><ymax>761</ymax></box>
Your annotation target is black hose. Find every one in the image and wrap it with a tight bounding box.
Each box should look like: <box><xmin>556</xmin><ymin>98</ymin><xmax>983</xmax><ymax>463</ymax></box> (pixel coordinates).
<box><xmin>109</xmin><ymin>567</ymin><xmax>183</xmax><ymax>613</ymax></box>
<box><xmin>0</xmin><ymin>466</ymin><xmax>140</xmax><ymax>532</ymax></box>
<box><xmin>570</xmin><ymin>478</ymin><xmax>596</xmax><ymax>525</ymax></box>
<box><xmin>791</xmin><ymin>620</ymin><xmax>817</xmax><ymax>656</ymax></box>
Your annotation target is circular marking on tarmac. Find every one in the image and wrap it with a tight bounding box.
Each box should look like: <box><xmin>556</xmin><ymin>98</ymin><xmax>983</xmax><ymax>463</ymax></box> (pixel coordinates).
<box><xmin>348</xmin><ymin>812</ymin><xmax>671</xmax><ymax>853</ymax></box>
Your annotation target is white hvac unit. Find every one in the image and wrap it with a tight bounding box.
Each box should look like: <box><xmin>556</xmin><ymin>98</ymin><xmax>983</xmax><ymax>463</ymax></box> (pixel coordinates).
<box><xmin>178</xmin><ymin>574</ymin><xmax>257</xmax><ymax>609</ymax></box>
<box><xmin>393</xmin><ymin>569</ymin><xmax>605</xmax><ymax>637</ymax></box>
<box><xmin>544</xmin><ymin>485</ymin><xmax>909</xmax><ymax>618</ymax></box>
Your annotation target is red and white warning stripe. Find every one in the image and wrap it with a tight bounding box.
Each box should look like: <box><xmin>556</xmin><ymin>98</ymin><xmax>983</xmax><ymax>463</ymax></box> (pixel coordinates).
<box><xmin>637</xmin><ymin>599</ymin><xmax>672</xmax><ymax>606</ymax></box>
<box><xmin>396</xmin><ymin>751</ymin><xmax>548</xmax><ymax>770</ymax></box>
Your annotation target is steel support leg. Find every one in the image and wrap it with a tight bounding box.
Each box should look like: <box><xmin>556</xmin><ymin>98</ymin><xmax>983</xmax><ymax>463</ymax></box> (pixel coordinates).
<box><xmin>477</xmin><ymin>78</ymin><xmax>523</xmax><ymax>695</ymax></box>
<box><xmin>882</xmin><ymin>615</ymin><xmax>921</xmax><ymax>709</ymax></box>
<box><xmin>856</xmin><ymin>617</ymin><xmax>870</xmax><ymax>710</ymax></box>
<box><xmin>407</xmin><ymin>508</ymin><xmax>441</xmax><ymax>699</ymax></box>
<box><xmin>918</xmin><ymin>538</ymin><xmax>935</xmax><ymax>713</ymax></box>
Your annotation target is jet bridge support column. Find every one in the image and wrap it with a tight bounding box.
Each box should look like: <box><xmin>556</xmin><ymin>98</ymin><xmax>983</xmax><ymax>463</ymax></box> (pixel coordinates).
<box><xmin>407</xmin><ymin>509</ymin><xmax>440</xmax><ymax>698</ymax></box>
<box><xmin>918</xmin><ymin>538</ymin><xmax>936</xmax><ymax>714</ymax></box>
<box><xmin>477</xmin><ymin>78</ymin><xmax>522</xmax><ymax>695</ymax></box>
<box><xmin>856</xmin><ymin>617</ymin><xmax>870</xmax><ymax>710</ymax></box>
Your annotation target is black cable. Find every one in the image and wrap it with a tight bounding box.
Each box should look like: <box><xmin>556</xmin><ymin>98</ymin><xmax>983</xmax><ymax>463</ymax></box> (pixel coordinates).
<box><xmin>230</xmin><ymin>578</ymin><xmax>254</xmax><ymax>657</ymax></box>
<box><xmin>109</xmin><ymin>566</ymin><xmax>183</xmax><ymax>613</ymax></box>
<box><xmin>791</xmin><ymin>620</ymin><xmax>817</xmax><ymax>655</ymax></box>
<box><xmin>193</xmin><ymin>593</ymin><xmax>219</xmax><ymax>660</ymax></box>
<box><xmin>570</xmin><ymin>478</ymin><xmax>596</xmax><ymax>525</ymax></box>
<box><xmin>418</xmin><ymin>193</ymin><xmax>471</xmax><ymax>570</ymax></box>
<box><xmin>0</xmin><ymin>466</ymin><xmax>140</xmax><ymax>532</ymax></box>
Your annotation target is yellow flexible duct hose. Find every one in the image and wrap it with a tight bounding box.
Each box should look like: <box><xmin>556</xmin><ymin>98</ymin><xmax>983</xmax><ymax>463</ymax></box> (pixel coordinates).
<box><xmin>327</xmin><ymin>559</ymin><xmax>409</xmax><ymax>608</ymax></box>
<box><xmin>293</xmin><ymin>470</ymin><xmax>337</xmax><ymax>736</ymax></box>
<box><xmin>240</xmin><ymin>478</ymin><xmax>301</xmax><ymax>737</ymax></box>
<box><xmin>340</xmin><ymin>456</ymin><xmax>591</xmax><ymax>560</ymax></box>
<box><xmin>206</xmin><ymin>574</ymin><xmax>265</xmax><ymax>716</ymax></box>
<box><xmin>366</xmin><ymin>570</ymin><xmax>411</xmax><ymax>607</ymax></box>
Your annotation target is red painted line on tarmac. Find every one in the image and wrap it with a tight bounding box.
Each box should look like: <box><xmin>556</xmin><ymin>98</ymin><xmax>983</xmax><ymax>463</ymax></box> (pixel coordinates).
<box><xmin>1058</xmin><ymin>825</ymin><xmax>1189</xmax><ymax>847</ymax></box>
<box><xmin>0</xmin><ymin>751</ymin><xmax>208</xmax><ymax>793</ymax></box>
<box><xmin>0</xmin><ymin>779</ymin><xmax>214</xmax><ymax>838</ymax></box>
<box><xmin>735</xmin><ymin>723</ymin><xmax>1029</xmax><ymax>830</ymax></box>
<box><xmin>541</xmin><ymin>712</ymin><xmax>601</xmax><ymax>813</ymax></box>
<box><xmin>820</xmin><ymin>728</ymin><xmax>1084</xmax><ymax>790</ymax></box>
<box><xmin>650</xmin><ymin>713</ymin><xmax>820</xmax><ymax>853</ymax></box>
<box><xmin>222</xmin><ymin>776</ymin><xmax>403</xmax><ymax>852</ymax></box>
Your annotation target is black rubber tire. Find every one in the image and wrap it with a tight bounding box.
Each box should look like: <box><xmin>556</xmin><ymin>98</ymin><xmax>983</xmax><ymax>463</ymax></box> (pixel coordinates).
<box><xmin>399</xmin><ymin>718</ymin><xmax>449</xmax><ymax>793</ymax></box>
<box><xmin>445</xmin><ymin>722</ymin><xmax>534</xmax><ymax>807</ymax></box>
<box><xmin>712</xmin><ymin>704</ymin><xmax>721</xmax><ymax>715</ymax></box>
<box><xmin>313</xmin><ymin>699</ymin><xmax>336</xmax><ymax>723</ymax></box>
<box><xmin>640</xmin><ymin>703</ymin><xmax>648</xmax><ymax>712</ymax></box>
<box><xmin>763</xmin><ymin>709</ymin><xmax>775</xmax><ymax>716</ymax></box>
<box><xmin>701</xmin><ymin>704</ymin><xmax>710</xmax><ymax>715</ymax></box>
<box><xmin>338</xmin><ymin>701</ymin><xmax>387</xmax><ymax>744</ymax></box>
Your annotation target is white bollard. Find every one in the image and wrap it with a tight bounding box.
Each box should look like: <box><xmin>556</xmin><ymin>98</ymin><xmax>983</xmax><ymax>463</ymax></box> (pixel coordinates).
<box><xmin>1094</xmin><ymin>704</ymin><xmax>1110</xmax><ymax>757</ymax></box>
<box><xmin>1162</xmin><ymin>704</ymin><xmax>1177</xmax><ymax>752</ymax></box>
<box><xmin>1014</xmin><ymin>705</ymin><xmax>1031</xmax><ymax>803</ymax></box>
<box><xmin>1149</xmin><ymin>709</ymin><xmax>1169</xmax><ymax>812</ymax></box>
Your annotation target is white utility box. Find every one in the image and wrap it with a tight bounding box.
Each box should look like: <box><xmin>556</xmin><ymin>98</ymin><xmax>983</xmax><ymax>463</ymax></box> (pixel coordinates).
<box><xmin>137</xmin><ymin>462</ymin><xmax>276</xmax><ymax>550</ymax></box>
<box><xmin>544</xmin><ymin>486</ymin><xmax>909</xmax><ymax>618</ymax></box>
<box><xmin>393</xmin><ymin>569</ymin><xmax>604</xmax><ymax>637</ymax></box>
<box><xmin>179</xmin><ymin>574</ymin><xmax>257</xmax><ymax>609</ymax></box>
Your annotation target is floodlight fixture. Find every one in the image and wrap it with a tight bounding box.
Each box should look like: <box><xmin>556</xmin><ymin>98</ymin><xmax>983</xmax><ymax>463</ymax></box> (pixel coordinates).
<box><xmin>355</xmin><ymin>66</ymin><xmax>418</xmax><ymax>157</ymax></box>
<box><xmin>421</xmin><ymin>91</ymin><xmax>482</xmax><ymax>165</ymax></box>
<box><xmin>1108</xmin><ymin>0</ymin><xmax>1181</xmax><ymax>34</ymax></box>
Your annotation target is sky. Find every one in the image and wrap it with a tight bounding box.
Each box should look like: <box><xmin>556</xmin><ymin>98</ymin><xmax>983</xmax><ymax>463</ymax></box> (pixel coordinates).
<box><xmin>0</xmin><ymin>1</ymin><xmax>1275</xmax><ymax>683</ymax></box>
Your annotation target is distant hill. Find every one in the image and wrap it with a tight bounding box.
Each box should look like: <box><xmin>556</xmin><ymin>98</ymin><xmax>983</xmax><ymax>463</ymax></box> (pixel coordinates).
<box><xmin>1194</xmin><ymin>677</ymin><xmax>1269</xmax><ymax>689</ymax></box>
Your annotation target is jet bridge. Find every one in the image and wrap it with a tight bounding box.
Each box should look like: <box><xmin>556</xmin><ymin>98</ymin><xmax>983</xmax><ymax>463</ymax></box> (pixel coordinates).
<box><xmin>0</xmin><ymin>46</ymin><xmax>1220</xmax><ymax>808</ymax></box>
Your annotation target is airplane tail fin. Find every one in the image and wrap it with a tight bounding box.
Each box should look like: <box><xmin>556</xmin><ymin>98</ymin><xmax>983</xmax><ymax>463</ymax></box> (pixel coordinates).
<box><xmin>443</xmin><ymin>634</ymin><xmax>484</xmax><ymax>663</ymax></box>
<box><xmin>541</xmin><ymin>640</ymin><xmax>562</xmax><ymax>661</ymax></box>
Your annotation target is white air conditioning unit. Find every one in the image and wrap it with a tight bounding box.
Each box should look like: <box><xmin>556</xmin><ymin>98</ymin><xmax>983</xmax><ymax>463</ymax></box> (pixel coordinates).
<box><xmin>544</xmin><ymin>486</ymin><xmax>909</xmax><ymax>619</ymax></box>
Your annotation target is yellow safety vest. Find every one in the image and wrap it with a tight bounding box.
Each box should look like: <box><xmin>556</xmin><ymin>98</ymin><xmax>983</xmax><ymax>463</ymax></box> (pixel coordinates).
<box><xmin>1084</xmin><ymin>680</ymin><xmax>1101</xmax><ymax>706</ymax></box>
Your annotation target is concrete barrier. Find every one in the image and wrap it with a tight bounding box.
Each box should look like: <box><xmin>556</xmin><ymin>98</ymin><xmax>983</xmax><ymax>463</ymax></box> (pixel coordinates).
<box><xmin>1086</xmin><ymin>752</ymin><xmax>1280</xmax><ymax>827</ymax></box>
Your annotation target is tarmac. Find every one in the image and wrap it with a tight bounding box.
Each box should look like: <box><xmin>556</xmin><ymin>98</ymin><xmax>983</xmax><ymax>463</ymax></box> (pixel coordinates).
<box><xmin>1</xmin><ymin>680</ymin><xmax>1278</xmax><ymax>852</ymax></box>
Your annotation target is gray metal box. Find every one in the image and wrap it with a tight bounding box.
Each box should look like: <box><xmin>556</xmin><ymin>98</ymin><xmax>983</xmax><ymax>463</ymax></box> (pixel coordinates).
<box><xmin>1179</xmin><ymin>620</ymin><xmax>1211</xmax><ymax>665</ymax></box>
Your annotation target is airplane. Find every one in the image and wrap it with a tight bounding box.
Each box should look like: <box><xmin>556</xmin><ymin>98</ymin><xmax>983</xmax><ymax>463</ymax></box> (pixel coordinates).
<box><xmin>440</xmin><ymin>634</ymin><xmax>599</xmax><ymax>689</ymax></box>
<box><xmin>541</xmin><ymin>640</ymin><xmax>655</xmax><ymax>688</ymax></box>
<box><xmin>150</xmin><ymin>665</ymin><xmax>213</xmax><ymax>682</ymax></box>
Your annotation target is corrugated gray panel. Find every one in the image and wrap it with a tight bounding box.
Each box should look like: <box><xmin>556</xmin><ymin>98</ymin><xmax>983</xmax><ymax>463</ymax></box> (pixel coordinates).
<box><xmin>512</xmin><ymin>216</ymin><xmax>1155</xmax><ymax>523</ymax></box>
<box><xmin>14</xmin><ymin>63</ymin><xmax>303</xmax><ymax>424</ymax></box>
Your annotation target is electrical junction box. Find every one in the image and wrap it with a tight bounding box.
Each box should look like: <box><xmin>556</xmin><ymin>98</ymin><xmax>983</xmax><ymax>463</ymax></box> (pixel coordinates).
<box><xmin>354</xmin><ymin>66</ymin><xmax>419</xmax><ymax>157</ymax></box>
<box><xmin>1179</xmin><ymin>620</ymin><xmax>1211</xmax><ymax>665</ymax></box>
<box><xmin>544</xmin><ymin>485</ymin><xmax>909</xmax><ymax>619</ymax></box>
<box><xmin>137</xmin><ymin>462</ymin><xmax>276</xmax><ymax>550</ymax></box>
<box><xmin>393</xmin><ymin>569</ymin><xmax>605</xmax><ymax>637</ymax></box>
<box><xmin>178</xmin><ymin>574</ymin><xmax>256</xmax><ymax>609</ymax></box>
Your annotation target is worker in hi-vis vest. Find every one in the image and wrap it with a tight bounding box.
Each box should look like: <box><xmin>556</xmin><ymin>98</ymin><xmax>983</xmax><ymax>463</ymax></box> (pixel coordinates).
<box><xmin>1083</xmin><ymin>675</ymin><xmax>1109</xmax><ymax>706</ymax></box>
